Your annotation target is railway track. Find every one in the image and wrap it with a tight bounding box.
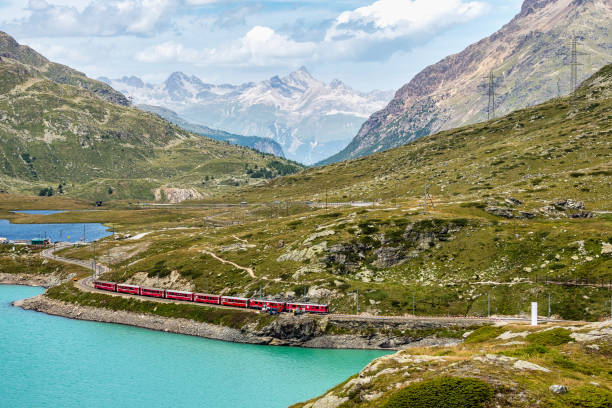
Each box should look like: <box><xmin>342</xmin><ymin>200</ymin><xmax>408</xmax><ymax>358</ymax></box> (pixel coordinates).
<box><xmin>40</xmin><ymin>243</ymin><xmax>586</xmax><ymax>325</ymax></box>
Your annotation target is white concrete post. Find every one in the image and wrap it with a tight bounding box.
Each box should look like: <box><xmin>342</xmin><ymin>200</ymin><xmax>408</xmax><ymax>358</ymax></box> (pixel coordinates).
<box><xmin>531</xmin><ymin>302</ymin><xmax>538</xmax><ymax>326</ymax></box>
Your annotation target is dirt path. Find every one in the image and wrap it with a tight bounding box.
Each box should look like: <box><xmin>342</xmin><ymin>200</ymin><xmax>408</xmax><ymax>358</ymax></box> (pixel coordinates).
<box><xmin>200</xmin><ymin>249</ymin><xmax>256</xmax><ymax>278</ymax></box>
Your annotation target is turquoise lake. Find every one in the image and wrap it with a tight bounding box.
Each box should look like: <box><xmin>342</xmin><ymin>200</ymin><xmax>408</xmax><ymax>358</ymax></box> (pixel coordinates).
<box><xmin>0</xmin><ymin>219</ymin><xmax>111</xmax><ymax>243</ymax></box>
<box><xmin>0</xmin><ymin>285</ymin><xmax>390</xmax><ymax>408</ymax></box>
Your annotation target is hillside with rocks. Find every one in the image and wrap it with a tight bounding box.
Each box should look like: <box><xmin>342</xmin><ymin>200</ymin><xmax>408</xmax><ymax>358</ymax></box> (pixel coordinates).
<box><xmin>48</xmin><ymin>63</ymin><xmax>612</xmax><ymax>327</ymax></box>
<box><xmin>0</xmin><ymin>31</ymin><xmax>129</xmax><ymax>107</ymax></box>
<box><xmin>322</xmin><ymin>0</ymin><xmax>612</xmax><ymax>164</ymax></box>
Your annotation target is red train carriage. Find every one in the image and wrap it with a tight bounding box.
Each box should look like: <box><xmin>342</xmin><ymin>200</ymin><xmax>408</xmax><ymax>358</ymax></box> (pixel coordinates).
<box><xmin>286</xmin><ymin>302</ymin><xmax>329</xmax><ymax>314</ymax></box>
<box><xmin>94</xmin><ymin>281</ymin><xmax>116</xmax><ymax>292</ymax></box>
<box><xmin>249</xmin><ymin>299</ymin><xmax>286</xmax><ymax>312</ymax></box>
<box><xmin>193</xmin><ymin>294</ymin><xmax>221</xmax><ymax>305</ymax></box>
<box><xmin>221</xmin><ymin>296</ymin><xmax>249</xmax><ymax>308</ymax></box>
<box><xmin>141</xmin><ymin>287</ymin><xmax>165</xmax><ymax>298</ymax></box>
<box><xmin>165</xmin><ymin>290</ymin><xmax>193</xmax><ymax>301</ymax></box>
<box><xmin>116</xmin><ymin>284</ymin><xmax>140</xmax><ymax>295</ymax></box>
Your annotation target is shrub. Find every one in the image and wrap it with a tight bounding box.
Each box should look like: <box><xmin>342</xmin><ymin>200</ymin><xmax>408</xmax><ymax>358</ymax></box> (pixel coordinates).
<box><xmin>526</xmin><ymin>328</ymin><xmax>571</xmax><ymax>346</ymax></box>
<box><xmin>502</xmin><ymin>344</ymin><xmax>550</xmax><ymax>358</ymax></box>
<box><xmin>560</xmin><ymin>386</ymin><xmax>612</xmax><ymax>408</ymax></box>
<box><xmin>460</xmin><ymin>202</ymin><xmax>486</xmax><ymax>209</ymax></box>
<box><xmin>381</xmin><ymin>377</ymin><xmax>493</xmax><ymax>408</ymax></box>
<box><xmin>464</xmin><ymin>325</ymin><xmax>505</xmax><ymax>343</ymax></box>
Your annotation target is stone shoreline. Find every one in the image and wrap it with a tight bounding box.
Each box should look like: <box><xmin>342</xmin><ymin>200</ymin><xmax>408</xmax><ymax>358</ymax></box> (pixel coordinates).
<box><xmin>12</xmin><ymin>294</ymin><xmax>466</xmax><ymax>350</ymax></box>
<box><xmin>0</xmin><ymin>272</ymin><xmax>71</xmax><ymax>288</ymax></box>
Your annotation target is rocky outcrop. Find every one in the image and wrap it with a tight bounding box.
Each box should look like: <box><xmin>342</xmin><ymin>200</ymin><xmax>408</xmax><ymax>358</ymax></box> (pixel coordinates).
<box><xmin>0</xmin><ymin>272</ymin><xmax>74</xmax><ymax>288</ymax></box>
<box><xmin>153</xmin><ymin>187</ymin><xmax>204</xmax><ymax>203</ymax></box>
<box><xmin>539</xmin><ymin>199</ymin><xmax>593</xmax><ymax>218</ymax></box>
<box><xmin>322</xmin><ymin>0</ymin><xmax>612</xmax><ymax>163</ymax></box>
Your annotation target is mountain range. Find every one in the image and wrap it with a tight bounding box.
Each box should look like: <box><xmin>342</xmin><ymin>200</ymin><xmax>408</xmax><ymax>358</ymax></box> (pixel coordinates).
<box><xmin>321</xmin><ymin>0</ymin><xmax>612</xmax><ymax>164</ymax></box>
<box><xmin>99</xmin><ymin>68</ymin><xmax>393</xmax><ymax>164</ymax></box>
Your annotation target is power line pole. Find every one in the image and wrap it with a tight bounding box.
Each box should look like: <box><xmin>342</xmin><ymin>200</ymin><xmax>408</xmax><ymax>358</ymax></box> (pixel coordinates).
<box><xmin>488</xmin><ymin>292</ymin><xmax>491</xmax><ymax>318</ymax></box>
<box><xmin>412</xmin><ymin>292</ymin><xmax>416</xmax><ymax>316</ymax></box>
<box><xmin>548</xmin><ymin>293</ymin><xmax>551</xmax><ymax>319</ymax></box>
<box><xmin>486</xmin><ymin>71</ymin><xmax>496</xmax><ymax>119</ymax></box>
<box><xmin>423</xmin><ymin>184</ymin><xmax>435</xmax><ymax>211</ymax></box>
<box><xmin>480</xmin><ymin>70</ymin><xmax>501</xmax><ymax>120</ymax></box>
<box><xmin>92</xmin><ymin>241</ymin><xmax>96</xmax><ymax>279</ymax></box>
<box><xmin>570</xmin><ymin>36</ymin><xmax>581</xmax><ymax>93</ymax></box>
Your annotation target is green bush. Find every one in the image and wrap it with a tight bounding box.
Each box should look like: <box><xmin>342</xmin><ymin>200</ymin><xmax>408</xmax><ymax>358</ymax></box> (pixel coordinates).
<box><xmin>464</xmin><ymin>325</ymin><xmax>505</xmax><ymax>343</ymax></box>
<box><xmin>560</xmin><ymin>386</ymin><xmax>612</xmax><ymax>408</ymax></box>
<box><xmin>526</xmin><ymin>328</ymin><xmax>572</xmax><ymax>346</ymax></box>
<box><xmin>381</xmin><ymin>377</ymin><xmax>493</xmax><ymax>408</ymax></box>
<box><xmin>502</xmin><ymin>344</ymin><xmax>550</xmax><ymax>358</ymax></box>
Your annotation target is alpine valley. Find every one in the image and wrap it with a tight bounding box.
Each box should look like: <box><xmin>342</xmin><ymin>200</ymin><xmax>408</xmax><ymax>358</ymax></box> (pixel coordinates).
<box><xmin>100</xmin><ymin>68</ymin><xmax>393</xmax><ymax>165</ymax></box>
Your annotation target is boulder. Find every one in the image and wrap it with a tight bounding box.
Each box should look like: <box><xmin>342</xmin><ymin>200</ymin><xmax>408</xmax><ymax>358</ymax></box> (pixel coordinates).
<box><xmin>505</xmin><ymin>197</ymin><xmax>523</xmax><ymax>206</ymax></box>
<box><xmin>554</xmin><ymin>199</ymin><xmax>585</xmax><ymax>210</ymax></box>
<box><xmin>549</xmin><ymin>385</ymin><xmax>568</xmax><ymax>394</ymax></box>
<box><xmin>486</xmin><ymin>206</ymin><xmax>515</xmax><ymax>218</ymax></box>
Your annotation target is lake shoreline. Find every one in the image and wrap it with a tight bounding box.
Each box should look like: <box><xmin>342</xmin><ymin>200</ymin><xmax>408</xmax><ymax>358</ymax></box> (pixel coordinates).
<box><xmin>13</xmin><ymin>291</ymin><xmax>465</xmax><ymax>351</ymax></box>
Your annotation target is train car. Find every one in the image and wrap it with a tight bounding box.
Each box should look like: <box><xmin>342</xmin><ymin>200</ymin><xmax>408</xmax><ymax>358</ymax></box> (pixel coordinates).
<box><xmin>221</xmin><ymin>296</ymin><xmax>249</xmax><ymax>308</ymax></box>
<box><xmin>94</xmin><ymin>280</ymin><xmax>116</xmax><ymax>292</ymax></box>
<box><xmin>249</xmin><ymin>299</ymin><xmax>286</xmax><ymax>312</ymax></box>
<box><xmin>165</xmin><ymin>290</ymin><xmax>193</xmax><ymax>301</ymax></box>
<box><xmin>286</xmin><ymin>302</ymin><xmax>329</xmax><ymax>314</ymax></box>
<box><xmin>193</xmin><ymin>293</ymin><xmax>221</xmax><ymax>305</ymax></box>
<box><xmin>140</xmin><ymin>287</ymin><xmax>165</xmax><ymax>298</ymax></box>
<box><xmin>116</xmin><ymin>284</ymin><xmax>140</xmax><ymax>295</ymax></box>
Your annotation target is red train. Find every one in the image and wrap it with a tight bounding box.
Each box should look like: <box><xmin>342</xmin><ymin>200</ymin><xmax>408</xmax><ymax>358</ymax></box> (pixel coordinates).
<box><xmin>93</xmin><ymin>280</ymin><xmax>329</xmax><ymax>314</ymax></box>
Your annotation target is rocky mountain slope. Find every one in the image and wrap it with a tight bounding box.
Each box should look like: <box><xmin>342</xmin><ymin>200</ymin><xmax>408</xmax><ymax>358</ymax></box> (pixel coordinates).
<box><xmin>0</xmin><ymin>31</ymin><xmax>129</xmax><ymax>107</ymax></box>
<box><xmin>138</xmin><ymin>104</ymin><xmax>285</xmax><ymax>157</ymax></box>
<box><xmin>100</xmin><ymin>68</ymin><xmax>392</xmax><ymax>164</ymax></box>
<box><xmin>0</xmin><ymin>34</ymin><xmax>301</xmax><ymax>201</ymax></box>
<box><xmin>321</xmin><ymin>0</ymin><xmax>612</xmax><ymax>164</ymax></box>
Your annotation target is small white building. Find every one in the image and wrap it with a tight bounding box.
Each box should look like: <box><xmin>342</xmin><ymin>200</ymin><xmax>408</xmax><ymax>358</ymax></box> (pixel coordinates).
<box><xmin>0</xmin><ymin>237</ymin><xmax>7</xmax><ymax>244</ymax></box>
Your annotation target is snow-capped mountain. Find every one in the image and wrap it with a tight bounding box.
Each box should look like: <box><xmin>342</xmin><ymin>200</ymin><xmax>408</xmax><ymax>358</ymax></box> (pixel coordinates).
<box><xmin>99</xmin><ymin>67</ymin><xmax>392</xmax><ymax>164</ymax></box>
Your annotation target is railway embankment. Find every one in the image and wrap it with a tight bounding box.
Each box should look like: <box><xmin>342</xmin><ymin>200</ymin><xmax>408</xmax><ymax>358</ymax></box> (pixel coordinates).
<box><xmin>14</xmin><ymin>291</ymin><xmax>481</xmax><ymax>349</ymax></box>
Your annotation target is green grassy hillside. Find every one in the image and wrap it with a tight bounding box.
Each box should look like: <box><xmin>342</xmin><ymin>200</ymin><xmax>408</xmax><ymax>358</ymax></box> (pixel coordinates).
<box><xmin>222</xmin><ymin>64</ymin><xmax>611</xmax><ymax>209</ymax></box>
<box><xmin>47</xmin><ymin>64</ymin><xmax>610</xmax><ymax>321</ymax></box>
<box><xmin>0</xmin><ymin>55</ymin><xmax>301</xmax><ymax>201</ymax></box>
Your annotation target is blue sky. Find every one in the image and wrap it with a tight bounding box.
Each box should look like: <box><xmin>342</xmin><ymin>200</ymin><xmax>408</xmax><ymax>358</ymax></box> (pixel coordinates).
<box><xmin>0</xmin><ymin>0</ymin><xmax>524</xmax><ymax>91</ymax></box>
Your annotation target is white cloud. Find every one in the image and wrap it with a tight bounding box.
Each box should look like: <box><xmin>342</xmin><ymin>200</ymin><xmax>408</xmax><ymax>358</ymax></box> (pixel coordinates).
<box><xmin>184</xmin><ymin>0</ymin><xmax>221</xmax><ymax>4</ymax></box>
<box><xmin>136</xmin><ymin>26</ymin><xmax>317</xmax><ymax>66</ymax></box>
<box><xmin>323</xmin><ymin>0</ymin><xmax>490</xmax><ymax>60</ymax></box>
<box><xmin>135</xmin><ymin>40</ymin><xmax>200</xmax><ymax>63</ymax></box>
<box><xmin>7</xmin><ymin>0</ymin><xmax>176</xmax><ymax>37</ymax></box>
<box><xmin>206</xmin><ymin>26</ymin><xmax>317</xmax><ymax>66</ymax></box>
